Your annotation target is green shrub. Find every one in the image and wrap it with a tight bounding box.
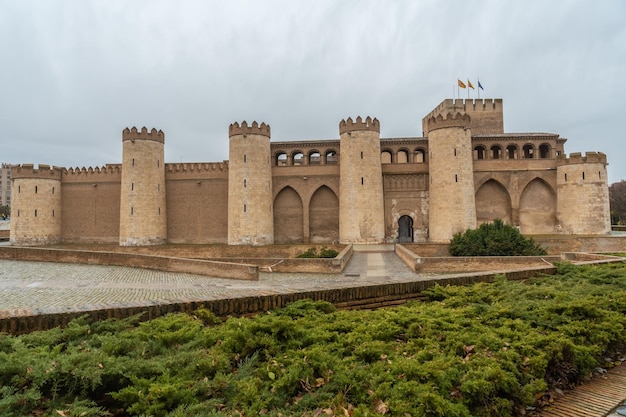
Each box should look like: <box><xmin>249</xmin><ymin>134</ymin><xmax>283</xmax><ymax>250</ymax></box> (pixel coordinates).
<box><xmin>449</xmin><ymin>218</ymin><xmax>547</xmax><ymax>256</ymax></box>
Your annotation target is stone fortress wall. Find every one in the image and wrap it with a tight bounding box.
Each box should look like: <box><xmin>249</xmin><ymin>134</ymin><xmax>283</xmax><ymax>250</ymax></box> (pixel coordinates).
<box><xmin>9</xmin><ymin>98</ymin><xmax>611</xmax><ymax>246</ymax></box>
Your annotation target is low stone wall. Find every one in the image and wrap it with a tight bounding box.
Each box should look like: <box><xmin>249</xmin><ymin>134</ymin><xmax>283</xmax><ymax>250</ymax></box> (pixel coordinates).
<box><xmin>0</xmin><ymin>264</ymin><xmax>558</xmax><ymax>335</ymax></box>
<box><xmin>535</xmin><ymin>235</ymin><xmax>626</xmax><ymax>254</ymax></box>
<box><xmin>561</xmin><ymin>252</ymin><xmax>626</xmax><ymax>264</ymax></box>
<box><xmin>212</xmin><ymin>244</ymin><xmax>353</xmax><ymax>273</ymax></box>
<box><xmin>0</xmin><ymin>229</ymin><xmax>8</xmax><ymax>241</ymax></box>
<box><xmin>0</xmin><ymin>246</ymin><xmax>258</xmax><ymax>281</ymax></box>
<box><xmin>396</xmin><ymin>244</ymin><xmax>560</xmax><ymax>273</ymax></box>
<box><xmin>402</xmin><ymin>235</ymin><xmax>626</xmax><ymax>257</ymax></box>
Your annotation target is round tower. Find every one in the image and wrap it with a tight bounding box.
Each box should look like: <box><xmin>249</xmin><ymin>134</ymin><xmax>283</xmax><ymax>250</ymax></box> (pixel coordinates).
<box><xmin>338</xmin><ymin>116</ymin><xmax>385</xmax><ymax>244</ymax></box>
<box><xmin>119</xmin><ymin>127</ymin><xmax>167</xmax><ymax>246</ymax></box>
<box><xmin>556</xmin><ymin>152</ymin><xmax>611</xmax><ymax>234</ymax></box>
<box><xmin>427</xmin><ymin>112</ymin><xmax>476</xmax><ymax>242</ymax></box>
<box><xmin>228</xmin><ymin>121</ymin><xmax>274</xmax><ymax>245</ymax></box>
<box><xmin>10</xmin><ymin>164</ymin><xmax>62</xmax><ymax>245</ymax></box>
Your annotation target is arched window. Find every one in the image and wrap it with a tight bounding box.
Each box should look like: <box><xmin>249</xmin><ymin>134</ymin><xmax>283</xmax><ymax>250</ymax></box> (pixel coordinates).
<box><xmin>292</xmin><ymin>152</ymin><xmax>304</xmax><ymax>166</ymax></box>
<box><xmin>490</xmin><ymin>145</ymin><xmax>502</xmax><ymax>159</ymax></box>
<box><xmin>474</xmin><ymin>145</ymin><xmax>486</xmax><ymax>160</ymax></box>
<box><xmin>381</xmin><ymin>150</ymin><xmax>392</xmax><ymax>164</ymax></box>
<box><xmin>397</xmin><ymin>149</ymin><xmax>409</xmax><ymax>163</ymax></box>
<box><xmin>523</xmin><ymin>144</ymin><xmax>535</xmax><ymax>159</ymax></box>
<box><xmin>309</xmin><ymin>151</ymin><xmax>321</xmax><ymax>165</ymax></box>
<box><xmin>325</xmin><ymin>150</ymin><xmax>338</xmax><ymax>164</ymax></box>
<box><xmin>414</xmin><ymin>148</ymin><xmax>426</xmax><ymax>163</ymax></box>
<box><xmin>506</xmin><ymin>145</ymin><xmax>518</xmax><ymax>160</ymax></box>
<box><xmin>275</xmin><ymin>152</ymin><xmax>287</xmax><ymax>166</ymax></box>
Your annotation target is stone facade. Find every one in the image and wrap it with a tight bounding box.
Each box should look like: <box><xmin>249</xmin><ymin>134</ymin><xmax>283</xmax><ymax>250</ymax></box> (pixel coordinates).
<box><xmin>9</xmin><ymin>98</ymin><xmax>611</xmax><ymax>246</ymax></box>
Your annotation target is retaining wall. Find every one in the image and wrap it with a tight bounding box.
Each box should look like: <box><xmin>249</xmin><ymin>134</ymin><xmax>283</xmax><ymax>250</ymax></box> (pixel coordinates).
<box><xmin>0</xmin><ymin>246</ymin><xmax>258</xmax><ymax>281</ymax></box>
<box><xmin>396</xmin><ymin>244</ymin><xmax>561</xmax><ymax>273</ymax></box>
<box><xmin>212</xmin><ymin>244</ymin><xmax>353</xmax><ymax>273</ymax></box>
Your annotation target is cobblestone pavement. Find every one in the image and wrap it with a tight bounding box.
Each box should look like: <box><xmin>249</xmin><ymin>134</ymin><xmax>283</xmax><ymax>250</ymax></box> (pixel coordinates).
<box><xmin>0</xmin><ymin>249</ymin><xmax>435</xmax><ymax>316</ymax></box>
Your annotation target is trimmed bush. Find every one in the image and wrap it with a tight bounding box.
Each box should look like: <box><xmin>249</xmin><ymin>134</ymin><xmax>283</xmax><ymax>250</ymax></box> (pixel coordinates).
<box><xmin>449</xmin><ymin>218</ymin><xmax>547</xmax><ymax>256</ymax></box>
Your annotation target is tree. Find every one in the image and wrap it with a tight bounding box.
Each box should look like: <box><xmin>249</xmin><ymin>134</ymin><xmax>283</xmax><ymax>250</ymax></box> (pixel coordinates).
<box><xmin>449</xmin><ymin>218</ymin><xmax>547</xmax><ymax>256</ymax></box>
<box><xmin>0</xmin><ymin>204</ymin><xmax>9</xmax><ymax>220</ymax></box>
<box><xmin>609</xmin><ymin>180</ymin><xmax>626</xmax><ymax>225</ymax></box>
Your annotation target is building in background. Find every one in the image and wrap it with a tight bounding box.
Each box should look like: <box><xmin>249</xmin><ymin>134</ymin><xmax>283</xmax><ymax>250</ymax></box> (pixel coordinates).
<box><xmin>0</xmin><ymin>163</ymin><xmax>11</xmax><ymax>208</ymax></box>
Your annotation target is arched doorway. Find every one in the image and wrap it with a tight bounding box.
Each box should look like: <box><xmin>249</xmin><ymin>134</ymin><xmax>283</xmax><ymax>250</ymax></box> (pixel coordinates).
<box><xmin>397</xmin><ymin>215</ymin><xmax>414</xmax><ymax>242</ymax></box>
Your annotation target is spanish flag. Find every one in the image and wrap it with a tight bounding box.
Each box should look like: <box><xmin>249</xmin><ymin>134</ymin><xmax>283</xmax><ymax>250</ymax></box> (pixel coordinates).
<box><xmin>458</xmin><ymin>79</ymin><xmax>467</xmax><ymax>89</ymax></box>
<box><xmin>467</xmin><ymin>80</ymin><xmax>475</xmax><ymax>89</ymax></box>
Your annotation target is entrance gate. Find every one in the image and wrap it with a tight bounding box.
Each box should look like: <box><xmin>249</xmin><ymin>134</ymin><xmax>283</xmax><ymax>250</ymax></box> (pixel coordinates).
<box><xmin>397</xmin><ymin>215</ymin><xmax>414</xmax><ymax>243</ymax></box>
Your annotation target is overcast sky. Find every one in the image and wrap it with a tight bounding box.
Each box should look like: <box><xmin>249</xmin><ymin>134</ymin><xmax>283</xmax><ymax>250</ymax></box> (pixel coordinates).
<box><xmin>1</xmin><ymin>1</ymin><xmax>625</xmax><ymax>182</ymax></box>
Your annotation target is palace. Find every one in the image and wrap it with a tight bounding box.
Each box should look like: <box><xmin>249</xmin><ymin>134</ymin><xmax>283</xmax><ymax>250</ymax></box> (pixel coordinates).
<box><xmin>9</xmin><ymin>98</ymin><xmax>611</xmax><ymax>246</ymax></box>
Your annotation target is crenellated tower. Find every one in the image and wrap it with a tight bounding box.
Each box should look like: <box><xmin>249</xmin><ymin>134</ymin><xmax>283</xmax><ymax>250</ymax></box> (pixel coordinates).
<box><xmin>228</xmin><ymin>121</ymin><xmax>274</xmax><ymax>245</ymax></box>
<box><xmin>556</xmin><ymin>152</ymin><xmax>611</xmax><ymax>234</ymax></box>
<box><xmin>427</xmin><ymin>112</ymin><xmax>476</xmax><ymax>242</ymax></box>
<box><xmin>338</xmin><ymin>116</ymin><xmax>385</xmax><ymax>243</ymax></box>
<box><xmin>10</xmin><ymin>164</ymin><xmax>62</xmax><ymax>245</ymax></box>
<box><xmin>422</xmin><ymin>98</ymin><xmax>503</xmax><ymax>136</ymax></box>
<box><xmin>119</xmin><ymin>127</ymin><xmax>167</xmax><ymax>246</ymax></box>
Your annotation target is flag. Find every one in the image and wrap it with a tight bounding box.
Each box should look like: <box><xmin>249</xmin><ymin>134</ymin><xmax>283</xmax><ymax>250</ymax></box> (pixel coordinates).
<box><xmin>458</xmin><ymin>79</ymin><xmax>466</xmax><ymax>89</ymax></box>
<box><xmin>478</xmin><ymin>80</ymin><xmax>484</xmax><ymax>90</ymax></box>
<box><xmin>468</xmin><ymin>79</ymin><xmax>475</xmax><ymax>89</ymax></box>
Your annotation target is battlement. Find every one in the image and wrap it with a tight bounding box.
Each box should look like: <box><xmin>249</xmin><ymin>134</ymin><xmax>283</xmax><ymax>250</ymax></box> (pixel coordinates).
<box><xmin>339</xmin><ymin>116</ymin><xmax>380</xmax><ymax>135</ymax></box>
<box><xmin>426</xmin><ymin>112</ymin><xmax>471</xmax><ymax>132</ymax></box>
<box><xmin>63</xmin><ymin>165</ymin><xmax>122</xmax><ymax>176</ymax></box>
<box><xmin>122</xmin><ymin>126</ymin><xmax>165</xmax><ymax>143</ymax></box>
<box><xmin>425</xmin><ymin>98</ymin><xmax>502</xmax><ymax>120</ymax></box>
<box><xmin>166</xmin><ymin>162</ymin><xmax>229</xmax><ymax>173</ymax></box>
<box><xmin>557</xmin><ymin>151</ymin><xmax>607</xmax><ymax>166</ymax></box>
<box><xmin>423</xmin><ymin>98</ymin><xmax>503</xmax><ymax>136</ymax></box>
<box><xmin>229</xmin><ymin>121</ymin><xmax>271</xmax><ymax>138</ymax></box>
<box><xmin>11</xmin><ymin>164</ymin><xmax>63</xmax><ymax>180</ymax></box>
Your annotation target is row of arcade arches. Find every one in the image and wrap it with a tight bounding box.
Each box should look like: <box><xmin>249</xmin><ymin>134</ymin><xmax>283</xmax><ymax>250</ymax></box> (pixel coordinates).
<box><xmin>475</xmin><ymin>178</ymin><xmax>557</xmax><ymax>234</ymax></box>
<box><xmin>271</xmin><ymin>178</ymin><xmax>557</xmax><ymax>243</ymax></box>
<box><xmin>473</xmin><ymin>143</ymin><xmax>555</xmax><ymax>160</ymax></box>
<box><xmin>274</xmin><ymin>143</ymin><xmax>557</xmax><ymax>167</ymax></box>
<box><xmin>273</xmin><ymin>185</ymin><xmax>339</xmax><ymax>243</ymax></box>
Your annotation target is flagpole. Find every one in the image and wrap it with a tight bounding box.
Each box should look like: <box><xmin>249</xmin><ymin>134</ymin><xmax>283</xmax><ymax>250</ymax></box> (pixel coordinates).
<box><xmin>478</xmin><ymin>78</ymin><xmax>481</xmax><ymax>99</ymax></box>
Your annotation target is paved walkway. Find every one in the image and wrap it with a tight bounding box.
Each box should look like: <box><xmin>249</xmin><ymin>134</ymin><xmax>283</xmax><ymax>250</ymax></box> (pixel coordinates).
<box><xmin>0</xmin><ymin>246</ymin><xmax>427</xmax><ymax>316</ymax></box>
